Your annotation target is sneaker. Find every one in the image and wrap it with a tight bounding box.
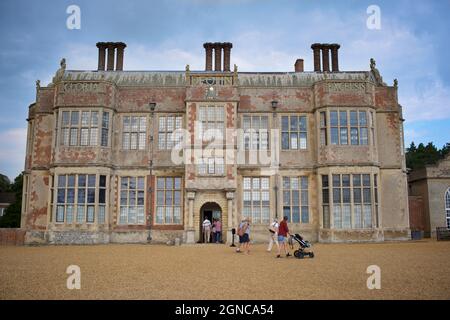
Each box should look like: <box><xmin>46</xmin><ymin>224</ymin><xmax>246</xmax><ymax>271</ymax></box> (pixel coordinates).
<box><xmin>276</xmin><ymin>254</ymin><xmax>281</xmax><ymax>258</ymax></box>
<box><xmin>286</xmin><ymin>253</ymin><xmax>291</xmax><ymax>257</ymax></box>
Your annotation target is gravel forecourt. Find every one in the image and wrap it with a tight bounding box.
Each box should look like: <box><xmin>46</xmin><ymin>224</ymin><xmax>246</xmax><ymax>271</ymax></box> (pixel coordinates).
<box><xmin>1</xmin><ymin>240</ymin><xmax>449</xmax><ymax>300</ymax></box>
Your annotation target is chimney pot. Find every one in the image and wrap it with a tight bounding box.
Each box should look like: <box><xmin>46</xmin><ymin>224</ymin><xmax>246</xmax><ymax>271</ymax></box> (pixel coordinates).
<box><xmin>96</xmin><ymin>42</ymin><xmax>107</xmax><ymax>71</ymax></box>
<box><xmin>322</xmin><ymin>44</ymin><xmax>330</xmax><ymax>72</ymax></box>
<box><xmin>311</xmin><ymin>43</ymin><xmax>322</xmax><ymax>72</ymax></box>
<box><xmin>213</xmin><ymin>42</ymin><xmax>222</xmax><ymax>72</ymax></box>
<box><xmin>203</xmin><ymin>43</ymin><xmax>213</xmax><ymax>71</ymax></box>
<box><xmin>106</xmin><ymin>42</ymin><xmax>115</xmax><ymax>71</ymax></box>
<box><xmin>115</xmin><ymin>42</ymin><xmax>127</xmax><ymax>71</ymax></box>
<box><xmin>294</xmin><ymin>59</ymin><xmax>304</xmax><ymax>72</ymax></box>
<box><xmin>330</xmin><ymin>43</ymin><xmax>340</xmax><ymax>72</ymax></box>
<box><xmin>223</xmin><ymin>42</ymin><xmax>233</xmax><ymax>72</ymax></box>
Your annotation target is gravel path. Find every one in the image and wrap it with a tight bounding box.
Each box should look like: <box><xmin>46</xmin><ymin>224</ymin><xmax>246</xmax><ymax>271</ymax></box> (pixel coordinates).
<box><xmin>1</xmin><ymin>240</ymin><xmax>449</xmax><ymax>300</ymax></box>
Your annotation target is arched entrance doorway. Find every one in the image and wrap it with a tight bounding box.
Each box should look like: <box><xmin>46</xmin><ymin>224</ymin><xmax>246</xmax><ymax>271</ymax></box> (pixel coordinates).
<box><xmin>199</xmin><ymin>202</ymin><xmax>222</xmax><ymax>243</ymax></box>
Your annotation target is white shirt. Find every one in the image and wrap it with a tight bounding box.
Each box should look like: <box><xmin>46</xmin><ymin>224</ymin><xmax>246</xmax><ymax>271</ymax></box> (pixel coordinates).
<box><xmin>202</xmin><ymin>219</ymin><xmax>211</xmax><ymax>229</ymax></box>
<box><xmin>270</xmin><ymin>221</ymin><xmax>279</xmax><ymax>234</ymax></box>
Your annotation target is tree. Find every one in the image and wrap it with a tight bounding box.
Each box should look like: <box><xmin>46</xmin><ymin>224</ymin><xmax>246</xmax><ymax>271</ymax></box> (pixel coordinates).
<box><xmin>0</xmin><ymin>173</ymin><xmax>23</xmax><ymax>228</ymax></box>
<box><xmin>0</xmin><ymin>173</ymin><xmax>11</xmax><ymax>192</ymax></box>
<box><xmin>406</xmin><ymin>141</ymin><xmax>450</xmax><ymax>170</ymax></box>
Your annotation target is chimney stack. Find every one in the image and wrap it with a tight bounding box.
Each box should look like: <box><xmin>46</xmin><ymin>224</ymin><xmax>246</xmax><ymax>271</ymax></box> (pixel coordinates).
<box><xmin>322</xmin><ymin>44</ymin><xmax>330</xmax><ymax>72</ymax></box>
<box><xmin>311</xmin><ymin>43</ymin><xmax>341</xmax><ymax>72</ymax></box>
<box><xmin>330</xmin><ymin>43</ymin><xmax>340</xmax><ymax>72</ymax></box>
<box><xmin>106</xmin><ymin>43</ymin><xmax>115</xmax><ymax>71</ymax></box>
<box><xmin>115</xmin><ymin>42</ymin><xmax>127</xmax><ymax>71</ymax></box>
<box><xmin>223</xmin><ymin>42</ymin><xmax>233</xmax><ymax>72</ymax></box>
<box><xmin>96</xmin><ymin>43</ymin><xmax>106</xmax><ymax>71</ymax></box>
<box><xmin>311</xmin><ymin>43</ymin><xmax>322</xmax><ymax>72</ymax></box>
<box><xmin>204</xmin><ymin>43</ymin><xmax>213</xmax><ymax>71</ymax></box>
<box><xmin>294</xmin><ymin>59</ymin><xmax>304</xmax><ymax>72</ymax></box>
<box><xmin>96</xmin><ymin>42</ymin><xmax>127</xmax><ymax>71</ymax></box>
<box><xmin>214</xmin><ymin>43</ymin><xmax>222</xmax><ymax>72</ymax></box>
<box><xmin>203</xmin><ymin>42</ymin><xmax>233</xmax><ymax>72</ymax></box>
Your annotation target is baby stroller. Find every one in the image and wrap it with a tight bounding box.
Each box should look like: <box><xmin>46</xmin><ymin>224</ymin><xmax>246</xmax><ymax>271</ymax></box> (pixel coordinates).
<box><xmin>289</xmin><ymin>233</ymin><xmax>314</xmax><ymax>259</ymax></box>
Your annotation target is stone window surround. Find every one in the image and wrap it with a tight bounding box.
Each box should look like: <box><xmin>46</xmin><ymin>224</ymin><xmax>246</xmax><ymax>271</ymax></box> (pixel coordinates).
<box><xmin>118</xmin><ymin>176</ymin><xmax>146</xmax><ymax>225</ymax></box>
<box><xmin>320</xmin><ymin>170</ymin><xmax>380</xmax><ymax>230</ymax></box>
<box><xmin>51</xmin><ymin>172</ymin><xmax>109</xmax><ymax>226</ymax></box>
<box><xmin>57</xmin><ymin>108</ymin><xmax>111</xmax><ymax>148</ymax></box>
<box><xmin>197</xmin><ymin>104</ymin><xmax>225</xmax><ymax>144</ymax></box>
<box><xmin>242</xmin><ymin>176</ymin><xmax>270</xmax><ymax>224</ymax></box>
<box><xmin>157</xmin><ymin>114</ymin><xmax>183</xmax><ymax>150</ymax></box>
<box><xmin>241</xmin><ymin>114</ymin><xmax>269</xmax><ymax>151</ymax></box>
<box><xmin>121</xmin><ymin>114</ymin><xmax>148</xmax><ymax>151</ymax></box>
<box><xmin>282</xmin><ymin>176</ymin><xmax>310</xmax><ymax>224</ymax></box>
<box><xmin>318</xmin><ymin>107</ymin><xmax>376</xmax><ymax>147</ymax></box>
<box><xmin>279</xmin><ymin>113</ymin><xmax>308</xmax><ymax>151</ymax></box>
<box><xmin>154</xmin><ymin>175</ymin><xmax>184</xmax><ymax>226</ymax></box>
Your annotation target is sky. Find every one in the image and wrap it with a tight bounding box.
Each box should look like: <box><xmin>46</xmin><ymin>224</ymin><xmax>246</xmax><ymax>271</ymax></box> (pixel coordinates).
<box><xmin>0</xmin><ymin>0</ymin><xmax>449</xmax><ymax>181</ymax></box>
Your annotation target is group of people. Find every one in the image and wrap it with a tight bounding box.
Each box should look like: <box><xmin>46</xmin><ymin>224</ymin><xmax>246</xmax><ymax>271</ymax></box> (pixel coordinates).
<box><xmin>201</xmin><ymin>217</ymin><xmax>222</xmax><ymax>243</ymax></box>
<box><xmin>236</xmin><ymin>216</ymin><xmax>292</xmax><ymax>258</ymax></box>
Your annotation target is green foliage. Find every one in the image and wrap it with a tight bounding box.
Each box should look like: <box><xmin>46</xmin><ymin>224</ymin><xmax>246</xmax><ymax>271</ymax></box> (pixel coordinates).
<box><xmin>0</xmin><ymin>173</ymin><xmax>23</xmax><ymax>228</ymax></box>
<box><xmin>0</xmin><ymin>173</ymin><xmax>11</xmax><ymax>192</ymax></box>
<box><xmin>406</xmin><ymin>142</ymin><xmax>450</xmax><ymax>170</ymax></box>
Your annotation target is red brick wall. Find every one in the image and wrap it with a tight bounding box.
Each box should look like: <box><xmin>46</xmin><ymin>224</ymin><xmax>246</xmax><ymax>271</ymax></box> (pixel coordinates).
<box><xmin>0</xmin><ymin>229</ymin><xmax>25</xmax><ymax>246</ymax></box>
<box><xmin>409</xmin><ymin>196</ymin><xmax>426</xmax><ymax>231</ymax></box>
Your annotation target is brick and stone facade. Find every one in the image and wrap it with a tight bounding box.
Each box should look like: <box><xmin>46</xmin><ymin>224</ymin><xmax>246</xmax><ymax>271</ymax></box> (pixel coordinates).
<box><xmin>408</xmin><ymin>154</ymin><xmax>450</xmax><ymax>238</ymax></box>
<box><xmin>20</xmin><ymin>41</ymin><xmax>410</xmax><ymax>245</ymax></box>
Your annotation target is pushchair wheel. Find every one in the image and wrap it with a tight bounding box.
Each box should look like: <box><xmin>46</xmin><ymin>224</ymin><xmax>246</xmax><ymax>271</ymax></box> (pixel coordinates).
<box><xmin>309</xmin><ymin>252</ymin><xmax>315</xmax><ymax>258</ymax></box>
<box><xmin>294</xmin><ymin>250</ymin><xmax>300</xmax><ymax>258</ymax></box>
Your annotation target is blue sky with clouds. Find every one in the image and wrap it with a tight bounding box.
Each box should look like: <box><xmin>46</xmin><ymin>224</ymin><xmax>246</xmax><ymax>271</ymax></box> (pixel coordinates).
<box><xmin>0</xmin><ymin>0</ymin><xmax>449</xmax><ymax>180</ymax></box>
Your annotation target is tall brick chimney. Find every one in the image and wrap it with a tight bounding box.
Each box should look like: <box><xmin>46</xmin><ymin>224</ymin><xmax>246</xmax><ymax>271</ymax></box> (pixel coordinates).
<box><xmin>204</xmin><ymin>43</ymin><xmax>213</xmax><ymax>71</ymax></box>
<box><xmin>311</xmin><ymin>43</ymin><xmax>321</xmax><ymax>72</ymax></box>
<box><xmin>96</xmin><ymin>42</ymin><xmax>127</xmax><ymax>71</ymax></box>
<box><xmin>115</xmin><ymin>42</ymin><xmax>127</xmax><ymax>71</ymax></box>
<box><xmin>223</xmin><ymin>42</ymin><xmax>233</xmax><ymax>72</ymax></box>
<box><xmin>203</xmin><ymin>42</ymin><xmax>233</xmax><ymax>72</ymax></box>
<box><xmin>330</xmin><ymin>43</ymin><xmax>340</xmax><ymax>72</ymax></box>
<box><xmin>322</xmin><ymin>44</ymin><xmax>330</xmax><ymax>72</ymax></box>
<box><xmin>214</xmin><ymin>43</ymin><xmax>222</xmax><ymax>72</ymax></box>
<box><xmin>96</xmin><ymin>42</ymin><xmax>106</xmax><ymax>71</ymax></box>
<box><xmin>294</xmin><ymin>59</ymin><xmax>304</xmax><ymax>72</ymax></box>
<box><xmin>106</xmin><ymin>43</ymin><xmax>115</xmax><ymax>71</ymax></box>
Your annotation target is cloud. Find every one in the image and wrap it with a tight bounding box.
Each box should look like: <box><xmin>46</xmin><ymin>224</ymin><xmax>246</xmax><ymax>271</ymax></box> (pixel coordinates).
<box><xmin>401</xmin><ymin>80</ymin><xmax>450</xmax><ymax>122</ymax></box>
<box><xmin>0</xmin><ymin>128</ymin><xmax>27</xmax><ymax>180</ymax></box>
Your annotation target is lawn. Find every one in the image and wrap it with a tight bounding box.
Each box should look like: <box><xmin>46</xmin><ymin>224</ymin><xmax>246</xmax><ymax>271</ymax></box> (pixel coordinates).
<box><xmin>1</xmin><ymin>240</ymin><xmax>449</xmax><ymax>299</ymax></box>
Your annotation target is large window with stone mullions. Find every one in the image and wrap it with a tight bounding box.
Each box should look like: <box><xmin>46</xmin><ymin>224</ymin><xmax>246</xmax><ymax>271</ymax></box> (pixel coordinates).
<box><xmin>283</xmin><ymin>176</ymin><xmax>309</xmax><ymax>223</ymax></box>
<box><xmin>243</xmin><ymin>177</ymin><xmax>270</xmax><ymax>224</ymax></box>
<box><xmin>122</xmin><ymin>116</ymin><xmax>147</xmax><ymax>150</ymax></box>
<box><xmin>119</xmin><ymin>177</ymin><xmax>145</xmax><ymax>225</ymax></box>
<box><xmin>281</xmin><ymin>115</ymin><xmax>307</xmax><ymax>150</ymax></box>
<box><xmin>329</xmin><ymin>110</ymin><xmax>369</xmax><ymax>146</ymax></box>
<box><xmin>322</xmin><ymin>173</ymin><xmax>377</xmax><ymax>229</ymax></box>
<box><xmin>56</xmin><ymin>174</ymin><xmax>106</xmax><ymax>224</ymax></box>
<box><xmin>243</xmin><ymin>115</ymin><xmax>269</xmax><ymax>150</ymax></box>
<box><xmin>156</xmin><ymin>177</ymin><xmax>182</xmax><ymax>225</ymax></box>
<box><xmin>60</xmin><ymin>110</ymin><xmax>109</xmax><ymax>147</ymax></box>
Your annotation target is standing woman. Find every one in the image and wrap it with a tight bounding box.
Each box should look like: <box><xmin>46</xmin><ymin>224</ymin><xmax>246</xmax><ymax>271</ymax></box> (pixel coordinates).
<box><xmin>267</xmin><ymin>218</ymin><xmax>280</xmax><ymax>252</ymax></box>
<box><xmin>277</xmin><ymin>216</ymin><xmax>291</xmax><ymax>258</ymax></box>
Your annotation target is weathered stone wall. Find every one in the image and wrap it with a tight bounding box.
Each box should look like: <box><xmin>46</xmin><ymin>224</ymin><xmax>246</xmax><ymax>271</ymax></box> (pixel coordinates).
<box><xmin>21</xmin><ymin>67</ymin><xmax>410</xmax><ymax>244</ymax></box>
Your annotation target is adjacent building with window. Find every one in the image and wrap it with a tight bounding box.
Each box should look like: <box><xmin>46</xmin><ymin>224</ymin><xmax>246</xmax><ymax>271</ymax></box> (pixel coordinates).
<box><xmin>408</xmin><ymin>154</ymin><xmax>450</xmax><ymax>238</ymax></box>
<box><xmin>21</xmin><ymin>41</ymin><xmax>410</xmax><ymax>244</ymax></box>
